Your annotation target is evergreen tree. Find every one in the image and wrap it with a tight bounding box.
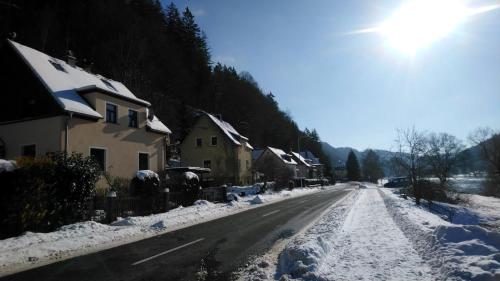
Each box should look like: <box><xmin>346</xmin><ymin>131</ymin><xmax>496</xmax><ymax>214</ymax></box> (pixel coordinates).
<box><xmin>346</xmin><ymin>150</ymin><xmax>361</xmax><ymax>181</ymax></box>
<box><xmin>362</xmin><ymin>150</ymin><xmax>384</xmax><ymax>183</ymax></box>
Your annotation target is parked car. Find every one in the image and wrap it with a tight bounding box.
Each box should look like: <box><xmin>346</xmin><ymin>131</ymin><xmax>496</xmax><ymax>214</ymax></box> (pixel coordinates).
<box><xmin>383</xmin><ymin>177</ymin><xmax>409</xmax><ymax>188</ymax></box>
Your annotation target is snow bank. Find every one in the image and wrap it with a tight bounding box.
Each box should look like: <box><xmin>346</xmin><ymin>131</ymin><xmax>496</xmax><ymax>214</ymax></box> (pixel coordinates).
<box><xmin>250</xmin><ymin>195</ymin><xmax>265</xmax><ymax>204</ymax></box>
<box><xmin>135</xmin><ymin>170</ymin><xmax>159</xmax><ymax>181</ymax></box>
<box><xmin>276</xmin><ymin>191</ymin><xmax>359</xmax><ymax>279</ymax></box>
<box><xmin>380</xmin><ymin>188</ymin><xmax>500</xmax><ymax>281</ymax></box>
<box><xmin>0</xmin><ymin>185</ymin><xmax>335</xmax><ymax>276</ymax></box>
<box><xmin>229</xmin><ymin>184</ymin><xmax>261</xmax><ymax>196</ymax></box>
<box><xmin>0</xmin><ymin>159</ymin><xmax>16</xmax><ymax>173</ymax></box>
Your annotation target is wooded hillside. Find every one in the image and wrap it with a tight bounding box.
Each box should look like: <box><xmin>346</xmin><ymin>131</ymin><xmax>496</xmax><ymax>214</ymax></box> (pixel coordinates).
<box><xmin>0</xmin><ymin>0</ymin><xmax>332</xmax><ymax>176</ymax></box>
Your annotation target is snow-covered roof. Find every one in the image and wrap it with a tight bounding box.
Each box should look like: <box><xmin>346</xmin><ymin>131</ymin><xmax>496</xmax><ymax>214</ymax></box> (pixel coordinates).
<box><xmin>205</xmin><ymin>112</ymin><xmax>253</xmax><ymax>149</ymax></box>
<box><xmin>147</xmin><ymin>115</ymin><xmax>171</xmax><ymax>134</ymax></box>
<box><xmin>252</xmin><ymin>149</ymin><xmax>264</xmax><ymax>161</ymax></box>
<box><xmin>291</xmin><ymin>152</ymin><xmax>312</xmax><ymax>167</ymax></box>
<box><xmin>300</xmin><ymin>150</ymin><xmax>322</xmax><ymax>165</ymax></box>
<box><xmin>8</xmin><ymin>40</ymin><xmax>151</xmax><ymax>119</ymax></box>
<box><xmin>268</xmin><ymin>147</ymin><xmax>297</xmax><ymax>165</ymax></box>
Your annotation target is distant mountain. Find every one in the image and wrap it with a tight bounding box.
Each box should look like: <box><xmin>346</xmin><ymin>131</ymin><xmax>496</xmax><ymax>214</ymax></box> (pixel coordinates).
<box><xmin>321</xmin><ymin>142</ymin><xmax>397</xmax><ymax>176</ymax></box>
<box><xmin>321</xmin><ymin>141</ymin><xmax>489</xmax><ymax>177</ymax></box>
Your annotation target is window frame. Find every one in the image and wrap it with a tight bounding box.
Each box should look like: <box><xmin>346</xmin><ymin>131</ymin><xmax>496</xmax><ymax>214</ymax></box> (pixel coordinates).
<box><xmin>89</xmin><ymin>147</ymin><xmax>107</xmax><ymax>172</ymax></box>
<box><xmin>210</xmin><ymin>136</ymin><xmax>218</xmax><ymax>146</ymax></box>
<box><xmin>128</xmin><ymin>109</ymin><xmax>138</xmax><ymax>128</ymax></box>
<box><xmin>105</xmin><ymin>102</ymin><xmax>118</xmax><ymax>124</ymax></box>
<box><xmin>20</xmin><ymin>143</ymin><xmax>36</xmax><ymax>157</ymax></box>
<box><xmin>138</xmin><ymin>152</ymin><xmax>150</xmax><ymax>171</ymax></box>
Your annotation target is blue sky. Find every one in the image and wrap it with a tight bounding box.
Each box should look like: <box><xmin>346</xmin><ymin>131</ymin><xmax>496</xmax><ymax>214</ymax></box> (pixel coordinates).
<box><xmin>166</xmin><ymin>0</ymin><xmax>500</xmax><ymax>151</ymax></box>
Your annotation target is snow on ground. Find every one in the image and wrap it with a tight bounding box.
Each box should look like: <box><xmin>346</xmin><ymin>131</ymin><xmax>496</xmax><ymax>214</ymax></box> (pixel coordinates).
<box><xmin>462</xmin><ymin>194</ymin><xmax>500</xmax><ymax>231</ymax></box>
<box><xmin>0</xmin><ymin>185</ymin><xmax>336</xmax><ymax>276</ymax></box>
<box><xmin>381</xmin><ymin>188</ymin><xmax>500</xmax><ymax>281</ymax></box>
<box><xmin>236</xmin><ymin>187</ymin><xmax>357</xmax><ymax>281</ymax></box>
<box><xmin>242</xmin><ymin>184</ymin><xmax>500</xmax><ymax>281</ymax></box>
<box><xmin>276</xmin><ymin>186</ymin><xmax>434</xmax><ymax>281</ymax></box>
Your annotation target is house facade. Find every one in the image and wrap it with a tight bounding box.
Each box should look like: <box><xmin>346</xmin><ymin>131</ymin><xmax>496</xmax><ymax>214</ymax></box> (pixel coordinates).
<box><xmin>0</xmin><ymin>40</ymin><xmax>171</xmax><ymax>183</ymax></box>
<box><xmin>291</xmin><ymin>151</ymin><xmax>313</xmax><ymax>178</ymax></box>
<box><xmin>180</xmin><ymin>112</ymin><xmax>253</xmax><ymax>185</ymax></box>
<box><xmin>300</xmin><ymin>150</ymin><xmax>324</xmax><ymax>178</ymax></box>
<box><xmin>254</xmin><ymin>147</ymin><xmax>298</xmax><ymax>185</ymax></box>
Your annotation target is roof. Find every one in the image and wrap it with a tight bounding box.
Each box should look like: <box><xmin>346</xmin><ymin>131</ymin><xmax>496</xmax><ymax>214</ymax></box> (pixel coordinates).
<box><xmin>300</xmin><ymin>150</ymin><xmax>322</xmax><ymax>165</ymax></box>
<box><xmin>8</xmin><ymin>40</ymin><xmax>151</xmax><ymax>118</ymax></box>
<box><xmin>205</xmin><ymin>112</ymin><xmax>253</xmax><ymax>149</ymax></box>
<box><xmin>291</xmin><ymin>152</ymin><xmax>312</xmax><ymax>167</ymax></box>
<box><xmin>252</xmin><ymin>149</ymin><xmax>264</xmax><ymax>161</ymax></box>
<box><xmin>267</xmin><ymin>147</ymin><xmax>297</xmax><ymax>165</ymax></box>
<box><xmin>146</xmin><ymin>110</ymin><xmax>171</xmax><ymax>134</ymax></box>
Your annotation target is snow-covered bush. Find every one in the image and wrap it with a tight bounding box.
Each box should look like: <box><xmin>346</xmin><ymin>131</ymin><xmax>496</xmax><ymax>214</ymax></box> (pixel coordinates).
<box><xmin>0</xmin><ymin>153</ymin><xmax>100</xmax><ymax>238</ymax></box>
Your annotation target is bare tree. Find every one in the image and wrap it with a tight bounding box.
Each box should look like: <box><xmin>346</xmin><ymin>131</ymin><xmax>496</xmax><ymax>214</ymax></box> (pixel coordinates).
<box><xmin>469</xmin><ymin>127</ymin><xmax>500</xmax><ymax>180</ymax></box>
<box><xmin>425</xmin><ymin>133</ymin><xmax>464</xmax><ymax>186</ymax></box>
<box><xmin>394</xmin><ymin>127</ymin><xmax>427</xmax><ymax>204</ymax></box>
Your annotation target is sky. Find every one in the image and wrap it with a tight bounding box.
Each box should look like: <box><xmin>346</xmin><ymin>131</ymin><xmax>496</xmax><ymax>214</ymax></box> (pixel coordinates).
<box><xmin>166</xmin><ymin>0</ymin><xmax>500</xmax><ymax>151</ymax></box>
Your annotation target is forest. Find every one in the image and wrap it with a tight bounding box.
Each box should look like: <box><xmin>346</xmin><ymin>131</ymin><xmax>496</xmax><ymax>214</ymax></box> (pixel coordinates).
<box><xmin>0</xmin><ymin>0</ymin><xmax>333</xmax><ymax>177</ymax></box>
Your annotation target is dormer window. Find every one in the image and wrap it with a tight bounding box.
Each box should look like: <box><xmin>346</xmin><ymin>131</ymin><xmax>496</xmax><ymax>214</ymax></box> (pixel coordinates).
<box><xmin>101</xmin><ymin>79</ymin><xmax>117</xmax><ymax>92</ymax></box>
<box><xmin>128</xmin><ymin>109</ymin><xmax>138</xmax><ymax>128</ymax></box>
<box><xmin>49</xmin><ymin>60</ymin><xmax>67</xmax><ymax>72</ymax></box>
<box><xmin>106</xmin><ymin>103</ymin><xmax>117</xmax><ymax>123</ymax></box>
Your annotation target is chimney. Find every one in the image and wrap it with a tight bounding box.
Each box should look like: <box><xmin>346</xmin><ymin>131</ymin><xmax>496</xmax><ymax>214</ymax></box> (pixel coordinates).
<box><xmin>65</xmin><ymin>50</ymin><xmax>76</xmax><ymax>67</ymax></box>
<box><xmin>82</xmin><ymin>59</ymin><xmax>93</xmax><ymax>73</ymax></box>
<box><xmin>216</xmin><ymin>114</ymin><xmax>222</xmax><ymax>121</ymax></box>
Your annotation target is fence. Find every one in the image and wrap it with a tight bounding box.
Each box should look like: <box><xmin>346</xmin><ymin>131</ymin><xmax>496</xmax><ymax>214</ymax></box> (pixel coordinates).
<box><xmin>88</xmin><ymin>187</ymin><xmax>226</xmax><ymax>223</ymax></box>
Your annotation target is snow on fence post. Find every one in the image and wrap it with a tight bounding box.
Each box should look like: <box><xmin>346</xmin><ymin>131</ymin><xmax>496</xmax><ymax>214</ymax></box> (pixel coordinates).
<box><xmin>163</xmin><ymin>187</ymin><xmax>170</xmax><ymax>212</ymax></box>
<box><xmin>106</xmin><ymin>190</ymin><xmax>117</xmax><ymax>223</ymax></box>
<box><xmin>221</xmin><ymin>184</ymin><xmax>228</xmax><ymax>202</ymax></box>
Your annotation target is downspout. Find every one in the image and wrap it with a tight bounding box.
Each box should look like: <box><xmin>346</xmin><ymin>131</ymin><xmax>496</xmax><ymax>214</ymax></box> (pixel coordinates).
<box><xmin>64</xmin><ymin>112</ymin><xmax>73</xmax><ymax>155</ymax></box>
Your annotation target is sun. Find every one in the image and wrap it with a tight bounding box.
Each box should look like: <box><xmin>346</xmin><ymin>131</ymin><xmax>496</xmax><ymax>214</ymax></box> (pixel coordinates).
<box><xmin>378</xmin><ymin>0</ymin><xmax>468</xmax><ymax>55</ymax></box>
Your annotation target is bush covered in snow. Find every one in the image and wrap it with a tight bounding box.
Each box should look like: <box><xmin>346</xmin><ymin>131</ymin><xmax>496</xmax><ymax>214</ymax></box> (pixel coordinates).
<box><xmin>0</xmin><ymin>153</ymin><xmax>100</xmax><ymax>238</ymax></box>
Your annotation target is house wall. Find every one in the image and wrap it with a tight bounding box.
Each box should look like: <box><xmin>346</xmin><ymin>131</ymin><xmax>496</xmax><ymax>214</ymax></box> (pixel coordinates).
<box><xmin>236</xmin><ymin>143</ymin><xmax>253</xmax><ymax>185</ymax></box>
<box><xmin>68</xmin><ymin>92</ymin><xmax>167</xmax><ymax>182</ymax></box>
<box><xmin>296</xmin><ymin>164</ymin><xmax>310</xmax><ymax>178</ymax></box>
<box><xmin>0</xmin><ymin>116</ymin><xmax>65</xmax><ymax>158</ymax></box>
<box><xmin>180</xmin><ymin>115</ymin><xmax>237</xmax><ymax>185</ymax></box>
<box><xmin>254</xmin><ymin>149</ymin><xmax>297</xmax><ymax>180</ymax></box>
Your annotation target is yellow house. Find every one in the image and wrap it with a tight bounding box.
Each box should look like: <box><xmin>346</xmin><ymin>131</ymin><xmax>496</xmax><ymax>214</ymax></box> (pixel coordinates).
<box><xmin>0</xmin><ymin>40</ymin><xmax>171</xmax><ymax>183</ymax></box>
<box><xmin>180</xmin><ymin>112</ymin><xmax>253</xmax><ymax>186</ymax></box>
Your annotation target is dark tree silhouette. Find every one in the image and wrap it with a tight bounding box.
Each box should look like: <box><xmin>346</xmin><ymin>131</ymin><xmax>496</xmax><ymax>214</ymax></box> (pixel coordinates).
<box><xmin>362</xmin><ymin>150</ymin><xmax>384</xmax><ymax>183</ymax></box>
<box><xmin>346</xmin><ymin>150</ymin><xmax>361</xmax><ymax>181</ymax></box>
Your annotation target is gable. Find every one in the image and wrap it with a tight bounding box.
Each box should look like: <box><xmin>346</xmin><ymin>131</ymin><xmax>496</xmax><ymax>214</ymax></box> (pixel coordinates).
<box><xmin>0</xmin><ymin>43</ymin><xmax>62</xmax><ymax>122</ymax></box>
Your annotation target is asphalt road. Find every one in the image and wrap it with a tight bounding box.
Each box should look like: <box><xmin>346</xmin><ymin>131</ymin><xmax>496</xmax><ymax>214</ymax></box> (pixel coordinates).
<box><xmin>2</xmin><ymin>186</ymin><xmax>353</xmax><ymax>281</ymax></box>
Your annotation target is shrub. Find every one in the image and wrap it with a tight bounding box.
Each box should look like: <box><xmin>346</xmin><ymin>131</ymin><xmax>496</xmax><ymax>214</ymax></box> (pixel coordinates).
<box><xmin>0</xmin><ymin>152</ymin><xmax>100</xmax><ymax>238</ymax></box>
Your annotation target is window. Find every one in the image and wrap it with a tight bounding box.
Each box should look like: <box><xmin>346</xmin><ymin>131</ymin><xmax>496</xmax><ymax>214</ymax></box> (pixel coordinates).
<box><xmin>196</xmin><ymin>138</ymin><xmax>202</xmax><ymax>147</ymax></box>
<box><xmin>106</xmin><ymin>103</ymin><xmax>117</xmax><ymax>123</ymax></box>
<box><xmin>211</xmin><ymin>136</ymin><xmax>217</xmax><ymax>146</ymax></box>
<box><xmin>0</xmin><ymin>138</ymin><xmax>5</xmax><ymax>159</ymax></box>
<box><xmin>21</xmin><ymin>144</ymin><xmax>36</xmax><ymax>157</ymax></box>
<box><xmin>203</xmin><ymin>160</ymin><xmax>211</xmax><ymax>169</ymax></box>
<box><xmin>139</xmin><ymin>153</ymin><xmax>149</xmax><ymax>170</ymax></box>
<box><xmin>90</xmin><ymin>148</ymin><xmax>106</xmax><ymax>171</ymax></box>
<box><xmin>49</xmin><ymin>60</ymin><xmax>67</xmax><ymax>72</ymax></box>
<box><xmin>128</xmin><ymin>109</ymin><xmax>138</xmax><ymax>128</ymax></box>
<box><xmin>101</xmin><ymin>79</ymin><xmax>117</xmax><ymax>91</ymax></box>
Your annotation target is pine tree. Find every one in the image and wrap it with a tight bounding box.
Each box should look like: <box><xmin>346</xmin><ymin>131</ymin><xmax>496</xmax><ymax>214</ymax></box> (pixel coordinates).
<box><xmin>362</xmin><ymin>150</ymin><xmax>384</xmax><ymax>183</ymax></box>
<box><xmin>346</xmin><ymin>150</ymin><xmax>361</xmax><ymax>181</ymax></box>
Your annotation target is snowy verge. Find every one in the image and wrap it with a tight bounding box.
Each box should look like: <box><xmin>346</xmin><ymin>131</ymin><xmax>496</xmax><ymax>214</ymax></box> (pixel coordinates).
<box><xmin>380</xmin><ymin>188</ymin><xmax>500</xmax><ymax>281</ymax></box>
<box><xmin>0</xmin><ymin>185</ymin><xmax>340</xmax><ymax>277</ymax></box>
<box><xmin>236</xmin><ymin>189</ymin><xmax>357</xmax><ymax>281</ymax></box>
<box><xmin>273</xmin><ymin>190</ymin><xmax>360</xmax><ymax>280</ymax></box>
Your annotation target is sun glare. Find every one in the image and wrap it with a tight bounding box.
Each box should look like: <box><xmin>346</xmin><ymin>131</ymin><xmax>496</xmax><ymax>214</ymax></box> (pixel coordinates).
<box><xmin>378</xmin><ymin>0</ymin><xmax>468</xmax><ymax>55</ymax></box>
